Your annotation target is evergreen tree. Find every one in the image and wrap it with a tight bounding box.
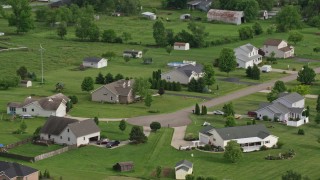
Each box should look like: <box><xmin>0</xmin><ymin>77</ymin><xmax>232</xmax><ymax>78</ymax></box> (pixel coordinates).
<box><xmin>274</xmin><ymin>81</ymin><xmax>287</xmax><ymax>93</ymax></box>
<box><xmin>246</xmin><ymin>66</ymin><xmax>252</xmax><ymax>77</ymax></box>
<box><xmin>297</xmin><ymin>65</ymin><xmax>316</xmax><ymax>85</ymax></box>
<box><xmin>119</xmin><ymin>119</ymin><xmax>127</xmax><ymax>132</ymax></box>
<box><xmin>188</xmin><ymin>78</ymin><xmax>197</xmax><ymax>92</ymax></box>
<box><xmin>144</xmin><ymin>93</ymin><xmax>153</xmax><ymax>108</ymax></box>
<box><xmin>16</xmin><ymin>66</ymin><xmax>28</xmax><ymax>80</ymax></box>
<box><xmin>105</xmin><ymin>73</ymin><xmax>114</xmax><ymax>84</ymax></box>
<box><xmin>153</xmin><ymin>20</ymin><xmax>167</xmax><ymax>47</ymax></box>
<box><xmin>195</xmin><ymin>103</ymin><xmax>201</xmax><ymax>115</ymax></box>
<box><xmin>196</xmin><ymin>78</ymin><xmax>206</xmax><ymax>93</ymax></box>
<box><xmin>129</xmin><ymin>126</ymin><xmax>147</xmax><ymax>143</ymax></box>
<box><xmin>158</xmin><ymin>87</ymin><xmax>165</xmax><ymax>96</ymax></box>
<box><xmin>316</xmin><ymin>95</ymin><xmax>320</xmax><ymax>113</ymax></box>
<box><xmin>201</xmin><ymin>105</ymin><xmax>207</xmax><ymax>115</ymax></box>
<box><xmin>81</xmin><ymin>77</ymin><xmax>94</xmax><ymax>92</ymax></box>
<box><xmin>150</xmin><ymin>122</ymin><xmax>161</xmax><ymax>132</ymax></box>
<box><xmin>176</xmin><ymin>82</ymin><xmax>182</xmax><ymax>91</ymax></box>
<box><xmin>20</xmin><ymin>121</ymin><xmax>27</xmax><ymax>133</ymax></box>
<box><xmin>95</xmin><ymin>72</ymin><xmax>105</xmax><ymax>84</ymax></box>
<box><xmin>251</xmin><ymin>64</ymin><xmax>260</xmax><ymax>80</ymax></box>
<box><xmin>114</xmin><ymin>73</ymin><xmax>124</xmax><ymax>81</ymax></box>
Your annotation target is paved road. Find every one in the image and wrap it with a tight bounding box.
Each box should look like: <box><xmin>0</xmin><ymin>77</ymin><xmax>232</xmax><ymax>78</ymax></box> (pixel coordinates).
<box><xmin>127</xmin><ymin>67</ymin><xmax>320</xmax><ymax>127</ymax></box>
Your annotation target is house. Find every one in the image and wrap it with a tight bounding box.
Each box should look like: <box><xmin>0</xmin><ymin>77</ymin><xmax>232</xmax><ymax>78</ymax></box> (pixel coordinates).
<box><xmin>49</xmin><ymin>0</ymin><xmax>72</xmax><ymax>8</ymax></box>
<box><xmin>39</xmin><ymin>116</ymin><xmax>100</xmax><ymax>147</ymax></box>
<box><xmin>0</xmin><ymin>161</ymin><xmax>39</xmax><ymax>180</ymax></box>
<box><xmin>180</xmin><ymin>14</ymin><xmax>191</xmax><ymax>20</ymax></box>
<box><xmin>174</xmin><ymin>42</ymin><xmax>190</xmax><ymax>50</ymax></box>
<box><xmin>234</xmin><ymin>43</ymin><xmax>262</xmax><ymax>68</ymax></box>
<box><xmin>199</xmin><ymin>124</ymin><xmax>279</xmax><ymax>152</ymax></box>
<box><xmin>123</xmin><ymin>50</ymin><xmax>143</xmax><ymax>58</ymax></box>
<box><xmin>82</xmin><ymin>57</ymin><xmax>108</xmax><ymax>69</ymax></box>
<box><xmin>262</xmin><ymin>39</ymin><xmax>294</xmax><ymax>58</ymax></box>
<box><xmin>207</xmin><ymin>9</ymin><xmax>245</xmax><ymax>25</ymax></box>
<box><xmin>161</xmin><ymin>64</ymin><xmax>204</xmax><ymax>84</ymax></box>
<box><xmin>259</xmin><ymin>10</ymin><xmax>268</xmax><ymax>20</ymax></box>
<box><xmin>20</xmin><ymin>80</ymin><xmax>32</xmax><ymax>88</ymax></box>
<box><xmin>175</xmin><ymin>160</ymin><xmax>193</xmax><ymax>180</ymax></box>
<box><xmin>91</xmin><ymin>79</ymin><xmax>135</xmax><ymax>104</ymax></box>
<box><xmin>255</xmin><ymin>92</ymin><xmax>308</xmax><ymax>126</ymax></box>
<box><xmin>141</xmin><ymin>12</ymin><xmax>156</xmax><ymax>20</ymax></box>
<box><xmin>113</xmin><ymin>161</ymin><xmax>134</xmax><ymax>172</ymax></box>
<box><xmin>187</xmin><ymin>0</ymin><xmax>212</xmax><ymax>11</ymax></box>
<box><xmin>7</xmin><ymin>93</ymin><xmax>69</xmax><ymax>117</ymax></box>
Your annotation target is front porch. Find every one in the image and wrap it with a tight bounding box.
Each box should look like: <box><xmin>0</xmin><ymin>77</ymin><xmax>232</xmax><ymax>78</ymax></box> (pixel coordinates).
<box><xmin>240</xmin><ymin>142</ymin><xmax>262</xmax><ymax>152</ymax></box>
<box><xmin>286</xmin><ymin>116</ymin><xmax>309</xmax><ymax>127</ymax></box>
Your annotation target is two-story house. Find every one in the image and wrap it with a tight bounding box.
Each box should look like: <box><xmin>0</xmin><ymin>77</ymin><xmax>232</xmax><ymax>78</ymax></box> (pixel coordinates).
<box><xmin>262</xmin><ymin>39</ymin><xmax>294</xmax><ymax>58</ymax></box>
<box><xmin>234</xmin><ymin>43</ymin><xmax>262</xmax><ymax>68</ymax></box>
<box><xmin>199</xmin><ymin>124</ymin><xmax>278</xmax><ymax>152</ymax></box>
<box><xmin>161</xmin><ymin>64</ymin><xmax>204</xmax><ymax>85</ymax></box>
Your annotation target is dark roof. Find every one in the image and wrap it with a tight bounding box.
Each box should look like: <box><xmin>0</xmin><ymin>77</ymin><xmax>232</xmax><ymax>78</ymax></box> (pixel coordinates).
<box><xmin>68</xmin><ymin>119</ymin><xmax>100</xmax><ymax>137</ymax></box>
<box><xmin>174</xmin><ymin>42</ymin><xmax>188</xmax><ymax>46</ymax></box>
<box><xmin>83</xmin><ymin>57</ymin><xmax>104</xmax><ymax>63</ymax></box>
<box><xmin>264</xmin><ymin>39</ymin><xmax>283</xmax><ymax>46</ymax></box>
<box><xmin>200</xmin><ymin>125</ymin><xmax>214</xmax><ymax>136</ymax></box>
<box><xmin>214</xmin><ymin>124</ymin><xmax>271</xmax><ymax>140</ymax></box>
<box><xmin>279</xmin><ymin>46</ymin><xmax>292</xmax><ymax>52</ymax></box>
<box><xmin>40</xmin><ymin>116</ymin><xmax>78</xmax><ymax>136</ymax></box>
<box><xmin>116</xmin><ymin>161</ymin><xmax>134</xmax><ymax>166</ymax></box>
<box><xmin>176</xmin><ymin>64</ymin><xmax>203</xmax><ymax>77</ymax></box>
<box><xmin>97</xmin><ymin>79</ymin><xmax>134</xmax><ymax>96</ymax></box>
<box><xmin>175</xmin><ymin>160</ymin><xmax>193</xmax><ymax>168</ymax></box>
<box><xmin>49</xmin><ymin>0</ymin><xmax>72</xmax><ymax>7</ymax></box>
<box><xmin>277</xmin><ymin>92</ymin><xmax>304</xmax><ymax>104</ymax></box>
<box><xmin>0</xmin><ymin>161</ymin><xmax>38</xmax><ymax>179</ymax></box>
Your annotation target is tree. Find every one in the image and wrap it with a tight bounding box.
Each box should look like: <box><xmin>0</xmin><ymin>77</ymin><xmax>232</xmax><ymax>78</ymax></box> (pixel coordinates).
<box><xmin>195</xmin><ymin>103</ymin><xmax>201</xmax><ymax>115</ymax></box>
<box><xmin>156</xmin><ymin>166</ymin><xmax>162</xmax><ymax>178</ymax></box>
<box><xmin>185</xmin><ymin>175</ymin><xmax>195</xmax><ymax>180</ymax></box>
<box><xmin>267</xmin><ymin>51</ymin><xmax>277</xmax><ymax>63</ymax></box>
<box><xmin>57</xmin><ymin>22</ymin><xmax>67</xmax><ymax>39</ymax></box>
<box><xmin>69</xmin><ymin>95</ymin><xmax>78</xmax><ymax>104</ymax></box>
<box><xmin>274</xmin><ymin>81</ymin><xmax>287</xmax><ymax>93</ymax></box>
<box><xmin>246</xmin><ymin>66</ymin><xmax>252</xmax><ymax>77</ymax></box>
<box><xmin>16</xmin><ymin>66</ymin><xmax>28</xmax><ymax>80</ymax></box>
<box><xmin>315</xmin><ymin>113</ymin><xmax>320</xmax><ymax>124</ymax></box>
<box><xmin>252</xmin><ymin>22</ymin><xmax>263</xmax><ymax>35</ymax></box>
<box><xmin>66</xmin><ymin>100</ymin><xmax>73</xmax><ymax>112</ymax></box>
<box><xmin>129</xmin><ymin>126</ymin><xmax>147</xmax><ymax>143</ymax></box>
<box><xmin>187</xmin><ymin>22</ymin><xmax>209</xmax><ymax>48</ymax></box>
<box><xmin>223</xmin><ymin>102</ymin><xmax>235</xmax><ymax>117</ymax></box>
<box><xmin>282</xmin><ymin>170</ymin><xmax>302</xmax><ymax>180</ymax></box>
<box><xmin>238</xmin><ymin>26</ymin><xmax>254</xmax><ymax>40</ymax></box>
<box><xmin>105</xmin><ymin>73</ymin><xmax>114</xmax><ymax>84</ymax></box>
<box><xmin>158</xmin><ymin>87</ymin><xmax>165</xmax><ymax>96</ymax></box>
<box><xmin>88</xmin><ymin>24</ymin><xmax>100</xmax><ymax>42</ymax></box>
<box><xmin>94</xmin><ymin>117</ymin><xmax>99</xmax><ymax>125</ymax></box>
<box><xmin>144</xmin><ymin>93</ymin><xmax>153</xmax><ymax>108</ymax></box>
<box><xmin>203</xmin><ymin>65</ymin><xmax>215</xmax><ymax>89</ymax></box>
<box><xmin>122</xmin><ymin>32</ymin><xmax>132</xmax><ymax>43</ymax></box>
<box><xmin>95</xmin><ymin>72</ymin><xmax>105</xmax><ymax>84</ymax></box>
<box><xmin>291</xmin><ymin>85</ymin><xmax>310</xmax><ymax>95</ymax></box>
<box><xmin>316</xmin><ymin>95</ymin><xmax>320</xmax><ymax>113</ymax></box>
<box><xmin>7</xmin><ymin>0</ymin><xmax>34</xmax><ymax>34</ymax></box>
<box><xmin>223</xmin><ymin>140</ymin><xmax>243</xmax><ymax>163</ymax></box>
<box><xmin>0</xmin><ymin>76</ymin><xmax>20</xmax><ymax>90</ymax></box>
<box><xmin>313</xmin><ymin>47</ymin><xmax>320</xmax><ymax>53</ymax></box>
<box><xmin>256</xmin><ymin>0</ymin><xmax>274</xmax><ymax>11</ymax></box>
<box><xmin>225</xmin><ymin>116</ymin><xmax>236</xmax><ymax>127</ymax></box>
<box><xmin>114</xmin><ymin>74</ymin><xmax>124</xmax><ymax>81</ymax></box>
<box><xmin>75</xmin><ymin>17</ymin><xmax>93</xmax><ymax>40</ymax></box>
<box><xmin>201</xmin><ymin>105</ymin><xmax>207</xmax><ymax>115</ymax></box>
<box><xmin>20</xmin><ymin>121</ymin><xmax>27</xmax><ymax>133</ymax></box>
<box><xmin>102</xmin><ymin>29</ymin><xmax>117</xmax><ymax>43</ymax></box>
<box><xmin>276</xmin><ymin>5</ymin><xmax>302</xmax><ymax>32</ymax></box>
<box><xmin>132</xmin><ymin>77</ymin><xmax>151</xmax><ymax>99</ymax></box>
<box><xmin>218</xmin><ymin>48</ymin><xmax>237</xmax><ymax>75</ymax></box>
<box><xmin>236</xmin><ymin>0</ymin><xmax>259</xmax><ymax>22</ymax></box>
<box><xmin>288</xmin><ymin>31</ymin><xmax>304</xmax><ymax>45</ymax></box>
<box><xmin>251</xmin><ymin>64</ymin><xmax>260</xmax><ymax>80</ymax></box>
<box><xmin>55</xmin><ymin>82</ymin><xmax>65</xmax><ymax>92</ymax></box>
<box><xmin>33</xmin><ymin>126</ymin><xmax>42</xmax><ymax>138</ymax></box>
<box><xmin>297</xmin><ymin>65</ymin><xmax>316</xmax><ymax>85</ymax></box>
<box><xmin>267</xmin><ymin>89</ymin><xmax>279</xmax><ymax>102</ymax></box>
<box><xmin>162</xmin><ymin>0</ymin><xmax>187</xmax><ymax>9</ymax></box>
<box><xmin>119</xmin><ymin>119</ymin><xmax>127</xmax><ymax>132</ymax></box>
<box><xmin>150</xmin><ymin>122</ymin><xmax>161</xmax><ymax>132</ymax></box>
<box><xmin>81</xmin><ymin>77</ymin><xmax>94</xmax><ymax>92</ymax></box>
<box><xmin>153</xmin><ymin>20</ymin><xmax>167</xmax><ymax>47</ymax></box>
<box><xmin>165</xmin><ymin>45</ymin><xmax>173</xmax><ymax>55</ymax></box>
<box><xmin>124</xmin><ymin>56</ymin><xmax>131</xmax><ymax>63</ymax></box>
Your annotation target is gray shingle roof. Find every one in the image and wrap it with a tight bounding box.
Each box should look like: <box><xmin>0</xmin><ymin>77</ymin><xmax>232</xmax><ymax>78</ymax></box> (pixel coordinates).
<box><xmin>175</xmin><ymin>160</ymin><xmax>193</xmax><ymax>168</ymax></box>
<box><xmin>83</xmin><ymin>57</ymin><xmax>104</xmax><ymax>63</ymax></box>
<box><xmin>103</xmin><ymin>79</ymin><xmax>134</xmax><ymax>96</ymax></box>
<box><xmin>200</xmin><ymin>125</ymin><xmax>214</xmax><ymax>136</ymax></box>
<box><xmin>235</xmin><ymin>43</ymin><xmax>262</xmax><ymax>62</ymax></box>
<box><xmin>68</xmin><ymin>119</ymin><xmax>100</xmax><ymax>137</ymax></box>
<box><xmin>213</xmin><ymin>124</ymin><xmax>270</xmax><ymax>140</ymax></box>
<box><xmin>0</xmin><ymin>161</ymin><xmax>38</xmax><ymax>179</ymax></box>
<box><xmin>264</xmin><ymin>39</ymin><xmax>283</xmax><ymax>46</ymax></box>
<box><xmin>278</xmin><ymin>92</ymin><xmax>304</xmax><ymax>104</ymax></box>
<box><xmin>176</xmin><ymin>64</ymin><xmax>203</xmax><ymax>77</ymax></box>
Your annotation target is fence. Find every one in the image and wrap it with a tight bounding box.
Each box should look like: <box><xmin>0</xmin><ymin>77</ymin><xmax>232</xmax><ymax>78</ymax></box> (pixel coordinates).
<box><xmin>0</xmin><ymin>152</ymin><xmax>34</xmax><ymax>162</ymax></box>
<box><xmin>5</xmin><ymin>137</ymin><xmax>33</xmax><ymax>149</ymax></box>
<box><xmin>33</xmin><ymin>145</ymin><xmax>77</xmax><ymax>162</ymax></box>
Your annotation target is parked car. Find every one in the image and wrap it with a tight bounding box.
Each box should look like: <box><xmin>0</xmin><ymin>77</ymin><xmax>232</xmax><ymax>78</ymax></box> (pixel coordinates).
<box><xmin>202</xmin><ymin>121</ymin><xmax>211</xmax><ymax>126</ymax></box>
<box><xmin>20</xmin><ymin>114</ymin><xmax>33</xmax><ymax>119</ymax></box>
<box><xmin>106</xmin><ymin>140</ymin><xmax>120</xmax><ymax>148</ymax></box>
<box><xmin>213</xmin><ymin>110</ymin><xmax>224</xmax><ymax>115</ymax></box>
<box><xmin>96</xmin><ymin>139</ymin><xmax>109</xmax><ymax>145</ymax></box>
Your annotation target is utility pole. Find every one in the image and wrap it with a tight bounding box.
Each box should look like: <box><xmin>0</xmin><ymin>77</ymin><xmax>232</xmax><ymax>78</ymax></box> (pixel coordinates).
<box><xmin>39</xmin><ymin>44</ymin><xmax>45</xmax><ymax>84</ymax></box>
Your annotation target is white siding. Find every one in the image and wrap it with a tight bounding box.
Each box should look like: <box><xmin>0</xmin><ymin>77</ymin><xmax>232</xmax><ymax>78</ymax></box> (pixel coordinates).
<box><xmin>76</xmin><ymin>132</ymin><xmax>100</xmax><ymax>146</ymax></box>
<box><xmin>10</xmin><ymin>102</ymin><xmax>61</xmax><ymax>117</ymax></box>
<box><xmin>55</xmin><ymin>103</ymin><xmax>67</xmax><ymax>117</ymax></box>
<box><xmin>82</xmin><ymin>59</ymin><xmax>108</xmax><ymax>68</ymax></box>
<box><xmin>199</xmin><ymin>133</ymin><xmax>210</xmax><ymax>144</ymax></box>
<box><xmin>174</xmin><ymin>43</ymin><xmax>190</xmax><ymax>50</ymax></box>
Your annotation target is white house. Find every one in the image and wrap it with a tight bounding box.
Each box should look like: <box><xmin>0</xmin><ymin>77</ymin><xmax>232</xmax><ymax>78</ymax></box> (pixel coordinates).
<box><xmin>234</xmin><ymin>43</ymin><xmax>262</xmax><ymax>68</ymax></box>
<box><xmin>20</xmin><ymin>80</ymin><xmax>32</xmax><ymax>88</ymax></box>
<box><xmin>174</xmin><ymin>42</ymin><xmax>190</xmax><ymax>50</ymax></box>
<box><xmin>40</xmin><ymin>116</ymin><xmax>100</xmax><ymax>147</ymax></box>
<box><xmin>123</xmin><ymin>50</ymin><xmax>143</xmax><ymax>58</ymax></box>
<box><xmin>262</xmin><ymin>39</ymin><xmax>294</xmax><ymax>58</ymax></box>
<box><xmin>259</xmin><ymin>10</ymin><xmax>268</xmax><ymax>20</ymax></box>
<box><xmin>199</xmin><ymin>124</ymin><xmax>278</xmax><ymax>152</ymax></box>
<box><xmin>161</xmin><ymin>64</ymin><xmax>204</xmax><ymax>85</ymax></box>
<box><xmin>175</xmin><ymin>160</ymin><xmax>193</xmax><ymax>180</ymax></box>
<box><xmin>82</xmin><ymin>57</ymin><xmax>107</xmax><ymax>68</ymax></box>
<box><xmin>207</xmin><ymin>9</ymin><xmax>244</xmax><ymax>25</ymax></box>
<box><xmin>7</xmin><ymin>93</ymin><xmax>69</xmax><ymax>117</ymax></box>
<box><xmin>141</xmin><ymin>12</ymin><xmax>156</xmax><ymax>20</ymax></box>
<box><xmin>255</xmin><ymin>92</ymin><xmax>308</xmax><ymax>126</ymax></box>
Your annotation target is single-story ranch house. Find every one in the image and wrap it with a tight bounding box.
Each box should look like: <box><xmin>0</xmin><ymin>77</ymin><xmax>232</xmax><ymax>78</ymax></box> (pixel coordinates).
<box><xmin>161</xmin><ymin>64</ymin><xmax>204</xmax><ymax>85</ymax></box>
<box><xmin>262</xmin><ymin>39</ymin><xmax>294</xmax><ymax>58</ymax></box>
<box><xmin>123</xmin><ymin>50</ymin><xmax>143</xmax><ymax>58</ymax></box>
<box><xmin>7</xmin><ymin>93</ymin><xmax>69</xmax><ymax>117</ymax></box>
<box><xmin>234</xmin><ymin>43</ymin><xmax>262</xmax><ymax>69</ymax></box>
<box><xmin>255</xmin><ymin>92</ymin><xmax>308</xmax><ymax>127</ymax></box>
<box><xmin>207</xmin><ymin>9</ymin><xmax>244</xmax><ymax>25</ymax></box>
<box><xmin>82</xmin><ymin>57</ymin><xmax>108</xmax><ymax>69</ymax></box>
<box><xmin>174</xmin><ymin>42</ymin><xmax>190</xmax><ymax>50</ymax></box>
<box><xmin>199</xmin><ymin>124</ymin><xmax>278</xmax><ymax>152</ymax></box>
<box><xmin>175</xmin><ymin>160</ymin><xmax>193</xmax><ymax>180</ymax></box>
<box><xmin>0</xmin><ymin>161</ymin><xmax>39</xmax><ymax>180</ymax></box>
<box><xmin>40</xmin><ymin>116</ymin><xmax>100</xmax><ymax>147</ymax></box>
<box><xmin>91</xmin><ymin>79</ymin><xmax>135</xmax><ymax>104</ymax></box>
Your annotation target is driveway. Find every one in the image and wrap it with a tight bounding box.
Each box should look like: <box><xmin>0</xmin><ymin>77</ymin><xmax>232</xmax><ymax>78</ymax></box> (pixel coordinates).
<box><xmin>170</xmin><ymin>126</ymin><xmax>193</xmax><ymax>149</ymax></box>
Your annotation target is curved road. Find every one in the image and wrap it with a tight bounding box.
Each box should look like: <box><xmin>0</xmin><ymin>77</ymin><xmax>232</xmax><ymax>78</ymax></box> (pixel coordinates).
<box><xmin>127</xmin><ymin>67</ymin><xmax>320</xmax><ymax>127</ymax></box>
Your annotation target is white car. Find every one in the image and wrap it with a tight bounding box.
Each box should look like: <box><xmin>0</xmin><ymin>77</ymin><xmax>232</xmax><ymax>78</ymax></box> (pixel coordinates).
<box><xmin>213</xmin><ymin>110</ymin><xmax>224</xmax><ymax>115</ymax></box>
<box><xmin>20</xmin><ymin>114</ymin><xmax>33</xmax><ymax>119</ymax></box>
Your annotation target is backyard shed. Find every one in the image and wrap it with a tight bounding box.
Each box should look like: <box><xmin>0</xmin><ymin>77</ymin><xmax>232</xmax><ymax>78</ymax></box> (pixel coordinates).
<box><xmin>20</xmin><ymin>80</ymin><xmax>32</xmax><ymax>88</ymax></box>
<box><xmin>174</xmin><ymin>42</ymin><xmax>190</xmax><ymax>50</ymax></box>
<box><xmin>207</xmin><ymin>9</ymin><xmax>244</xmax><ymax>25</ymax></box>
<box><xmin>141</xmin><ymin>12</ymin><xmax>156</xmax><ymax>20</ymax></box>
<box><xmin>113</xmin><ymin>161</ymin><xmax>134</xmax><ymax>172</ymax></box>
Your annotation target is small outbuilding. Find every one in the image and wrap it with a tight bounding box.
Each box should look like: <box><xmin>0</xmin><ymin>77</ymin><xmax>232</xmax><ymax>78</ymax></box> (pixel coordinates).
<box><xmin>180</xmin><ymin>14</ymin><xmax>191</xmax><ymax>20</ymax></box>
<box><xmin>141</xmin><ymin>12</ymin><xmax>156</xmax><ymax>20</ymax></box>
<box><xmin>113</xmin><ymin>161</ymin><xmax>134</xmax><ymax>172</ymax></box>
<box><xmin>174</xmin><ymin>42</ymin><xmax>190</xmax><ymax>51</ymax></box>
<box><xmin>82</xmin><ymin>57</ymin><xmax>108</xmax><ymax>69</ymax></box>
<box><xmin>20</xmin><ymin>80</ymin><xmax>32</xmax><ymax>88</ymax></box>
<box><xmin>259</xmin><ymin>10</ymin><xmax>268</xmax><ymax>20</ymax></box>
<box><xmin>123</xmin><ymin>50</ymin><xmax>143</xmax><ymax>58</ymax></box>
<box><xmin>207</xmin><ymin>9</ymin><xmax>244</xmax><ymax>25</ymax></box>
<box><xmin>175</xmin><ymin>160</ymin><xmax>193</xmax><ymax>180</ymax></box>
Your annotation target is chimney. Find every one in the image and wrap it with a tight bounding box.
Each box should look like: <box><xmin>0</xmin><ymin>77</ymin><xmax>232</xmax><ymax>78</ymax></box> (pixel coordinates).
<box><xmin>123</xmin><ymin>82</ymin><xmax>126</xmax><ymax>88</ymax></box>
<box><xmin>127</xmin><ymin>80</ymin><xmax>130</xmax><ymax>87</ymax></box>
<box><xmin>48</xmin><ymin>98</ymin><xmax>53</xmax><ymax>102</ymax></box>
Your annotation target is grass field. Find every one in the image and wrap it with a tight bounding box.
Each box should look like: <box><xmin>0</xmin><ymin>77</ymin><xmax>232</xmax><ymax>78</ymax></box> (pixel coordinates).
<box><xmin>8</xmin><ymin>143</ymin><xmax>62</xmax><ymax>157</ymax></box>
<box><xmin>99</xmin><ymin>121</ymin><xmax>133</xmax><ymax>141</ymax></box>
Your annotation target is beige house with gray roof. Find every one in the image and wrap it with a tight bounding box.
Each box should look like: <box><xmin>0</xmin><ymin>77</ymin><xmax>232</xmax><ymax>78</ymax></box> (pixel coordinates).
<box><xmin>161</xmin><ymin>64</ymin><xmax>204</xmax><ymax>84</ymax></box>
<box><xmin>91</xmin><ymin>79</ymin><xmax>134</xmax><ymax>104</ymax></box>
<box><xmin>262</xmin><ymin>39</ymin><xmax>294</xmax><ymax>58</ymax></box>
<box><xmin>7</xmin><ymin>93</ymin><xmax>69</xmax><ymax>117</ymax></box>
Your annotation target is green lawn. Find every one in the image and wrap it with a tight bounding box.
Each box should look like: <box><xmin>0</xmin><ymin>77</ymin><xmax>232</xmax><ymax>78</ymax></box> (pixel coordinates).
<box><xmin>8</xmin><ymin>143</ymin><xmax>62</xmax><ymax>157</ymax></box>
<box><xmin>99</xmin><ymin>121</ymin><xmax>133</xmax><ymax>141</ymax></box>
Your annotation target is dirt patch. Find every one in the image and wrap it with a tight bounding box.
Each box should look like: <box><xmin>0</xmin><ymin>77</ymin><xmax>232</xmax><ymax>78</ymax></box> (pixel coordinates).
<box><xmin>294</xmin><ymin>57</ymin><xmax>319</xmax><ymax>63</ymax></box>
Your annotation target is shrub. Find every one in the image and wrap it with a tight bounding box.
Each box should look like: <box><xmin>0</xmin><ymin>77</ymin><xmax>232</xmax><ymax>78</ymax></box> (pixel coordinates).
<box><xmin>150</xmin><ymin>122</ymin><xmax>161</xmax><ymax>132</ymax></box>
<box><xmin>298</xmin><ymin>129</ymin><xmax>305</xmax><ymax>135</ymax></box>
<box><xmin>247</xmin><ymin>122</ymin><xmax>252</xmax><ymax>125</ymax></box>
<box><xmin>292</xmin><ymin>67</ymin><xmax>296</xmax><ymax>71</ymax></box>
<box><xmin>260</xmin><ymin>145</ymin><xmax>268</xmax><ymax>151</ymax></box>
<box><xmin>276</xmin><ymin>141</ymin><xmax>284</xmax><ymax>149</ymax></box>
<box><xmin>184</xmin><ymin>133</ymin><xmax>198</xmax><ymax>141</ymax></box>
<box><xmin>262</xmin><ymin>116</ymin><xmax>269</xmax><ymax>121</ymax></box>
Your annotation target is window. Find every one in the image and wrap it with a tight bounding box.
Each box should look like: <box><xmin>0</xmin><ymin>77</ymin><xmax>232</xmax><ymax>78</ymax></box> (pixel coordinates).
<box><xmin>166</xmin><ymin>76</ymin><xmax>171</xmax><ymax>80</ymax></box>
<box><xmin>265</xmin><ymin>141</ymin><xmax>270</xmax><ymax>144</ymax></box>
<box><xmin>22</xmin><ymin>108</ymin><xmax>27</xmax><ymax>112</ymax></box>
<box><xmin>68</xmin><ymin>137</ymin><xmax>70</xmax><ymax>141</ymax></box>
<box><xmin>60</xmin><ymin>136</ymin><xmax>62</xmax><ymax>139</ymax></box>
<box><xmin>32</xmin><ymin>109</ymin><xmax>34</xmax><ymax>112</ymax></box>
<box><xmin>83</xmin><ymin>137</ymin><xmax>85</xmax><ymax>140</ymax></box>
<box><xmin>111</xmin><ymin>96</ymin><xmax>113</xmax><ymax>101</ymax></box>
<box><xmin>67</xmin><ymin>129</ymin><xmax>69</xmax><ymax>132</ymax></box>
<box><xmin>9</xmin><ymin>107</ymin><xmax>16</xmax><ymax>112</ymax></box>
